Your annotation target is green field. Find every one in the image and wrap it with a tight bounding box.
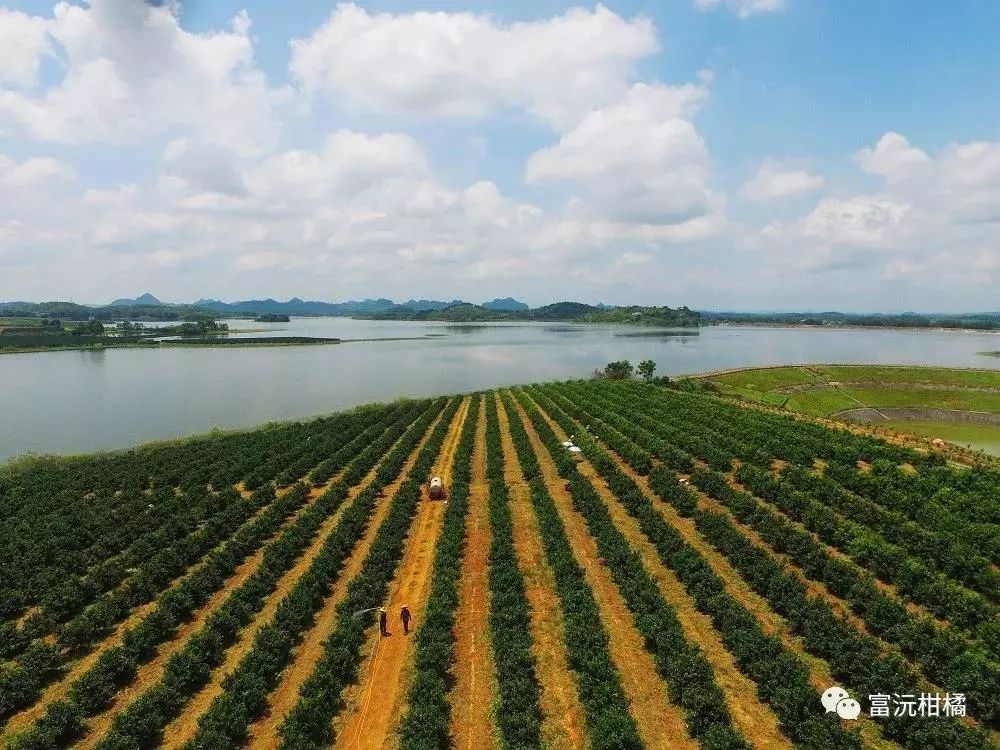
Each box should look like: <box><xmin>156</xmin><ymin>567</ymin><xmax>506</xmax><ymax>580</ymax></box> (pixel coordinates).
<box><xmin>783</xmin><ymin>387</ymin><xmax>860</xmax><ymax>417</ymax></box>
<box><xmin>815</xmin><ymin>364</ymin><xmax>1000</xmax><ymax>388</ymax></box>
<box><xmin>840</xmin><ymin>385</ymin><xmax>1000</xmax><ymax>412</ymax></box>
<box><xmin>704</xmin><ymin>364</ymin><xmax>1000</xmax><ymax>455</ymax></box>
<box><xmin>715</xmin><ymin>383</ymin><xmax>790</xmax><ymax>407</ymax></box>
<box><xmin>713</xmin><ymin>366</ymin><xmax>819</xmax><ymax>391</ymax></box>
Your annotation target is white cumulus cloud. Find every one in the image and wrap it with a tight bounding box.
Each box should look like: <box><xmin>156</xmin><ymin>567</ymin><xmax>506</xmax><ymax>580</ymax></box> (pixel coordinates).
<box><xmin>854</xmin><ymin>132</ymin><xmax>929</xmax><ymax>179</ymax></box>
<box><xmin>0</xmin><ymin>0</ymin><xmax>287</xmax><ymax>154</ymax></box>
<box><xmin>754</xmin><ymin>132</ymin><xmax>1000</xmax><ymax>300</ymax></box>
<box><xmin>0</xmin><ymin>8</ymin><xmax>50</xmax><ymax>86</ymax></box>
<box><xmin>740</xmin><ymin>159</ymin><xmax>824</xmax><ymax>202</ymax></box>
<box><xmin>526</xmin><ymin>82</ymin><xmax>720</xmax><ymax>231</ymax></box>
<box><xmin>798</xmin><ymin>194</ymin><xmax>911</xmax><ymax>246</ymax></box>
<box><xmin>0</xmin><ymin>154</ymin><xmax>74</xmax><ymax>188</ymax></box>
<box><xmin>289</xmin><ymin>2</ymin><xmax>658</xmax><ymax>130</ymax></box>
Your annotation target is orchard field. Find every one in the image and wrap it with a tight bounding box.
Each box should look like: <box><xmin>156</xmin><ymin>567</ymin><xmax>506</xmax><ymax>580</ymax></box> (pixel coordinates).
<box><xmin>1</xmin><ymin>381</ymin><xmax>998</xmax><ymax>750</ymax></box>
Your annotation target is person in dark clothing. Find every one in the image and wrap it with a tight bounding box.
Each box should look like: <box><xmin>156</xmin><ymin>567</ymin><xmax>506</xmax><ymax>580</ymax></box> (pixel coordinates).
<box><xmin>378</xmin><ymin>607</ymin><xmax>388</xmax><ymax>636</ymax></box>
<box><xmin>400</xmin><ymin>605</ymin><xmax>412</xmax><ymax>635</ymax></box>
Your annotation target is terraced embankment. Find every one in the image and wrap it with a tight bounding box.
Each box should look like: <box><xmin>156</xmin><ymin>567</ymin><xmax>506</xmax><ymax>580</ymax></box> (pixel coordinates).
<box><xmin>705</xmin><ymin>364</ymin><xmax>1000</xmax><ymax>457</ymax></box>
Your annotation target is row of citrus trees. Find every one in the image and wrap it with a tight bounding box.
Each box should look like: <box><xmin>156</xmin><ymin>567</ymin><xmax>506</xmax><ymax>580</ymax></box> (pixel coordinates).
<box><xmin>95</xmin><ymin>398</ymin><xmax>451</xmax><ymax>750</ymax></box>
<box><xmin>1</xmin><ymin>400</ymin><xmax>420</xmax><ymax>730</ymax></box>
<box><xmin>8</xmin><ymin>399</ymin><xmax>413</xmax><ymax>661</ymax></box>
<box><xmin>600</xmin><ymin>378</ymin><xmax>998</xmax><ymax>562</ymax></box>
<box><xmin>1</xmin><ymin>486</ymin><xmax>255</xmax><ymax>725</ymax></box>
<box><xmin>735</xmin><ymin>463</ymin><xmax>996</xmax><ymax>640</ymax></box>
<box><xmin>692</xmin><ymin>467</ymin><xmax>1000</xmax><ymax>725</ymax></box>
<box><xmin>531</xmin><ymin>384</ymin><xmax>861</xmax><ymax>749</ymax></box>
<box><xmin>514</xmin><ymin>389</ymin><xmax>753</xmax><ymax>749</ymax></box>
<box><xmin>611</xmin><ymin>378</ymin><xmax>1000</xmax><ymax>591</ymax></box>
<box><xmin>0</xmin><ymin>399</ymin><xmax>403</xmax><ymax>671</ymax></box>
<box><xmin>499</xmin><ymin>391</ymin><xmax>643</xmax><ymax>750</ymax></box>
<box><xmin>579</xmin><ymin>380</ymin><xmax>1000</xmax><ymax>712</ymax></box>
<box><xmin>822</xmin><ymin>460</ymin><xmax>1000</xmax><ymax>561</ymax></box>
<box><xmin>6</xmin><ymin>399</ymin><xmax>435</xmax><ymax>749</ymax></box>
<box><xmin>480</xmin><ymin>394</ymin><xmax>543</xmax><ymax>747</ymax></box>
<box><xmin>779</xmin><ymin>462</ymin><xmax>998</xmax><ymax>598</ymax></box>
<box><xmin>589</xmin><ymin>382</ymin><xmax>998</xmax><ymax>640</ymax></box>
<box><xmin>545</xmin><ymin>380</ymin><xmax>994</xmax><ymax>750</ymax></box>
<box><xmin>0</xmin><ymin>401</ymin><xmax>401</xmax><ymax>626</ymax></box>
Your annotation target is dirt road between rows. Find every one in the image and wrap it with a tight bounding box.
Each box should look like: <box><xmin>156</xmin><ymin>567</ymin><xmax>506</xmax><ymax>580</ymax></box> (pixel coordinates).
<box><xmin>332</xmin><ymin>397</ymin><xmax>471</xmax><ymax>750</ymax></box>
<box><xmin>448</xmin><ymin>397</ymin><xmax>498</xmax><ymax>750</ymax></box>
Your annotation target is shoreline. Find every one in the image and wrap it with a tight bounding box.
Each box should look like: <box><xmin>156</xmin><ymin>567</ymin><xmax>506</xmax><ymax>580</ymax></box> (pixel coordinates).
<box><xmin>707</xmin><ymin>322</ymin><xmax>1000</xmax><ymax>335</ymax></box>
<box><xmin>691</xmin><ymin>361</ymin><xmax>1000</xmax><ymax>380</ymax></box>
<box><xmin>0</xmin><ymin>333</ymin><xmax>451</xmax><ymax>355</ymax></box>
<box><xmin>0</xmin><ymin>339</ymin><xmax>342</xmax><ymax>355</ymax></box>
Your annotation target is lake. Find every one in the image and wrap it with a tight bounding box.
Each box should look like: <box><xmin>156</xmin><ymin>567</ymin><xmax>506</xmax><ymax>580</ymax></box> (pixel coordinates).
<box><xmin>1</xmin><ymin>319</ymin><xmax>997</xmax><ymax>462</ymax></box>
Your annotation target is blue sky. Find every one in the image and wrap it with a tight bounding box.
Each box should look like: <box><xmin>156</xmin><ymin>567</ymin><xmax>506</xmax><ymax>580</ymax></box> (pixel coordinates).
<box><xmin>0</xmin><ymin>0</ymin><xmax>997</xmax><ymax>310</ymax></box>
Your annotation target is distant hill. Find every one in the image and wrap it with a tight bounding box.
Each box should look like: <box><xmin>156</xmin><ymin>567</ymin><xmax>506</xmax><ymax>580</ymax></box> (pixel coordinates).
<box><xmin>579</xmin><ymin>305</ymin><xmax>699</xmax><ymax>326</ymax></box>
<box><xmin>401</xmin><ymin>299</ymin><xmax>465</xmax><ymax>312</ymax></box>
<box><xmin>364</xmin><ymin>300</ymin><xmax>699</xmax><ymax>326</ymax></box>
<box><xmin>428</xmin><ymin>303</ymin><xmax>505</xmax><ymax>321</ymax></box>
<box><xmin>482</xmin><ymin>297</ymin><xmax>529</xmax><ymax>311</ymax></box>
<box><xmin>7</xmin><ymin>295</ymin><xmax>994</xmax><ymax>329</ymax></box>
<box><xmin>0</xmin><ymin>299</ymin><xmax>211</xmax><ymax>322</ymax></box>
<box><xmin>111</xmin><ymin>293</ymin><xmax>162</xmax><ymax>306</ymax></box>
<box><xmin>183</xmin><ymin>296</ymin><xmax>522</xmax><ymax>316</ymax></box>
<box><xmin>528</xmin><ymin>301</ymin><xmax>599</xmax><ymax>320</ymax></box>
<box><xmin>194</xmin><ymin>298</ymin><xmax>397</xmax><ymax>316</ymax></box>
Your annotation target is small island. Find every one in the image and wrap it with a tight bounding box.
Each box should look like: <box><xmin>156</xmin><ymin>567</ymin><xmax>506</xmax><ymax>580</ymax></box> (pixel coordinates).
<box><xmin>254</xmin><ymin>313</ymin><xmax>291</xmax><ymax>323</ymax></box>
<box><xmin>0</xmin><ymin>314</ymin><xmax>338</xmax><ymax>353</ymax></box>
<box><xmin>361</xmin><ymin>301</ymin><xmax>701</xmax><ymax>326</ymax></box>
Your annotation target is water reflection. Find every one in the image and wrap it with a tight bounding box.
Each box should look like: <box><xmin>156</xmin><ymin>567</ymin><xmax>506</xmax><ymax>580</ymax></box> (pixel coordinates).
<box><xmin>79</xmin><ymin>348</ymin><xmax>108</xmax><ymax>364</ymax></box>
<box><xmin>614</xmin><ymin>330</ymin><xmax>700</xmax><ymax>339</ymax></box>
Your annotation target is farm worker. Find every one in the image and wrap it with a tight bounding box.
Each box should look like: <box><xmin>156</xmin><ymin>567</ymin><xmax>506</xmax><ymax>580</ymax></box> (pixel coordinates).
<box><xmin>379</xmin><ymin>607</ymin><xmax>388</xmax><ymax>636</ymax></box>
<box><xmin>400</xmin><ymin>605</ymin><xmax>412</xmax><ymax>635</ymax></box>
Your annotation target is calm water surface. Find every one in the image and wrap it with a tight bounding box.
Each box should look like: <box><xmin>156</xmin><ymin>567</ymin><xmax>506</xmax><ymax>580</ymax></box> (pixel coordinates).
<box><xmin>1</xmin><ymin>319</ymin><xmax>997</xmax><ymax>462</ymax></box>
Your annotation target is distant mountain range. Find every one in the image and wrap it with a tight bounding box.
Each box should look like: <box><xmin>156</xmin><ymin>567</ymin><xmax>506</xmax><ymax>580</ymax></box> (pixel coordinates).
<box><xmin>4</xmin><ymin>294</ymin><xmax>995</xmax><ymax>330</ymax></box>
<box><xmin>0</xmin><ymin>295</ymin><xmax>699</xmax><ymax>327</ymax></box>
<box><xmin>182</xmin><ymin>296</ymin><xmax>533</xmax><ymax>316</ymax></box>
<box><xmin>99</xmin><ymin>293</ymin><xmax>609</xmax><ymax>314</ymax></box>
<box><xmin>192</xmin><ymin>297</ymin><xmax>398</xmax><ymax>316</ymax></box>
<box><xmin>360</xmin><ymin>301</ymin><xmax>700</xmax><ymax>326</ymax></box>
